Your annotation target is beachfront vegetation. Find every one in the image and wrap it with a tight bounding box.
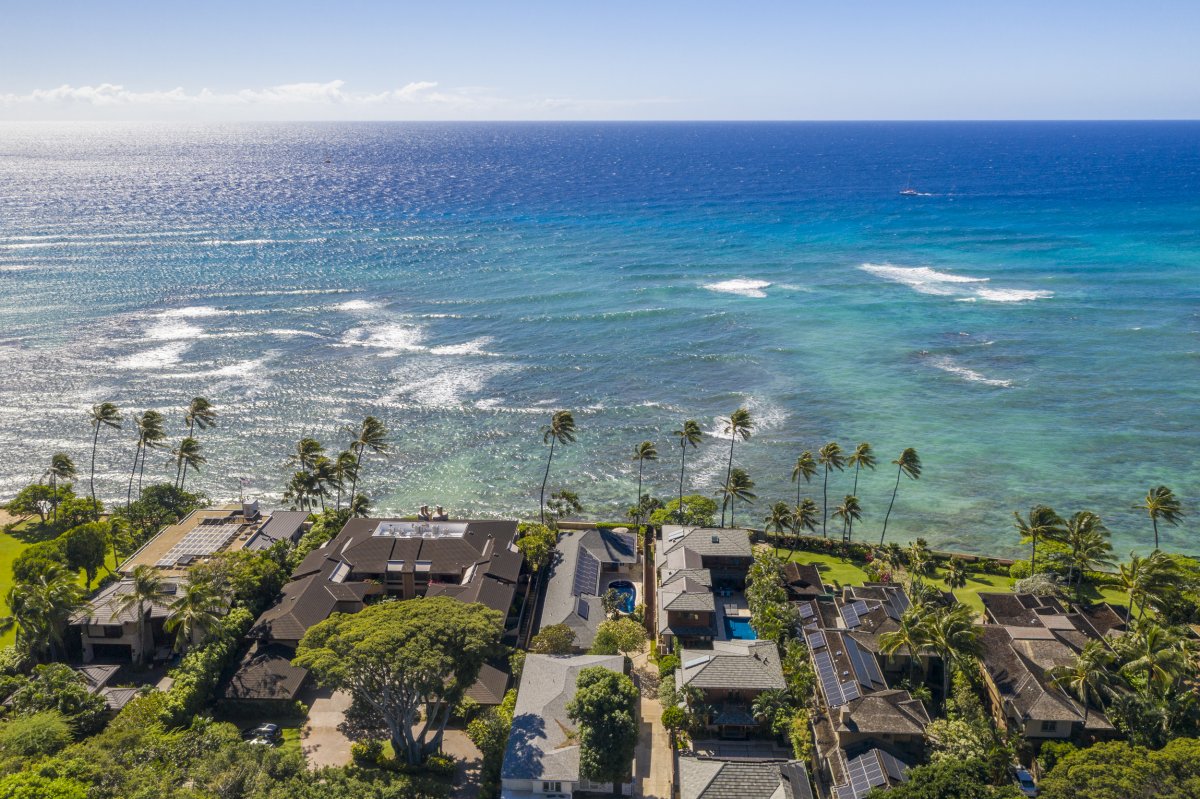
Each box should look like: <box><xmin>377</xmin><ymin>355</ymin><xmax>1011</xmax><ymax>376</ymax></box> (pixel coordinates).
<box><xmin>672</xmin><ymin>419</ymin><xmax>704</xmax><ymax>521</ymax></box>
<box><xmin>630</xmin><ymin>441</ymin><xmax>658</xmax><ymax>532</ymax></box>
<box><xmin>880</xmin><ymin>447</ymin><xmax>921</xmax><ymax>546</ymax></box>
<box><xmin>817</xmin><ymin>441</ymin><xmax>844</xmax><ymax>538</ymax></box>
<box><xmin>539</xmin><ymin>410</ymin><xmax>576</xmax><ymax>525</ymax></box>
<box><xmin>649</xmin><ymin>494</ymin><xmax>717</xmax><ymax>527</ymax></box>
<box><xmin>718</xmin><ymin>407</ymin><xmax>753</xmax><ymax>527</ymax></box>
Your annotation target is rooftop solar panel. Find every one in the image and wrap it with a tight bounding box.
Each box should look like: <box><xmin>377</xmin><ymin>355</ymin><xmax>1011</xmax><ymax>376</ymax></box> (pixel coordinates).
<box><xmin>805</xmin><ymin>629</ymin><xmax>827</xmax><ymax>650</ymax></box>
<box><xmin>814</xmin><ymin>650</ymin><xmax>846</xmax><ymax>707</ymax></box>
<box><xmin>798</xmin><ymin>602</ymin><xmax>815</xmax><ymax>619</ymax></box>
<box><xmin>572</xmin><ymin>549</ymin><xmax>600</xmax><ymax>597</ymax></box>
<box><xmin>840</xmin><ymin>602</ymin><xmax>861</xmax><ymax>629</ymax></box>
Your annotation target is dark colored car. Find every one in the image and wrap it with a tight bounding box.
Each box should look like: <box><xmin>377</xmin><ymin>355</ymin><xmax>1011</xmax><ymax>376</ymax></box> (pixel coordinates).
<box><xmin>245</xmin><ymin>723</ymin><xmax>282</xmax><ymax>745</ymax></box>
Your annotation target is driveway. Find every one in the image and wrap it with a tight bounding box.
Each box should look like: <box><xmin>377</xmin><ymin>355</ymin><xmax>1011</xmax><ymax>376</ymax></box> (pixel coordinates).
<box><xmin>631</xmin><ymin>651</ymin><xmax>674</xmax><ymax>799</ymax></box>
<box><xmin>300</xmin><ymin>686</ymin><xmax>353</xmax><ymax>768</ymax></box>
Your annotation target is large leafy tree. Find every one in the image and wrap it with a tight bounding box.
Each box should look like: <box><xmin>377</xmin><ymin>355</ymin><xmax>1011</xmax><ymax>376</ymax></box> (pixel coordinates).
<box><xmin>294</xmin><ymin>597</ymin><xmax>503</xmax><ymax>766</ymax></box>
<box><xmin>515</xmin><ymin>523</ymin><xmax>557</xmax><ymax>574</ymax></box>
<box><xmin>1013</xmin><ymin>504</ymin><xmax>1065</xmax><ymax>576</ymax></box>
<box><xmin>539</xmin><ymin>411</ymin><xmax>576</xmax><ymax>525</ymax></box>
<box><xmin>817</xmin><ymin>442</ymin><xmax>844</xmax><ymax>538</ymax></box>
<box><xmin>590</xmin><ymin>618</ymin><xmax>647</xmax><ymax>656</ymax></box>
<box><xmin>672</xmin><ymin>420</ymin><xmax>703</xmax><ymax>522</ymax></box>
<box><xmin>880</xmin><ymin>447</ymin><xmax>920</xmax><ymax>546</ymax></box>
<box><xmin>64</xmin><ymin>522</ymin><xmax>109</xmax><ymax>589</ymax></box>
<box><xmin>529</xmin><ymin>624</ymin><xmax>577</xmax><ymax>654</ymax></box>
<box><xmin>630</xmin><ymin>441</ymin><xmax>658</xmax><ymax>532</ymax></box>
<box><xmin>87</xmin><ymin>402</ymin><xmax>122</xmax><ymax>518</ymax></box>
<box><xmin>566</xmin><ymin>666</ymin><xmax>640</xmax><ymax>787</ymax></box>
<box><xmin>719</xmin><ymin>408</ymin><xmax>754</xmax><ymax>527</ymax></box>
<box><xmin>1140</xmin><ymin>485</ymin><xmax>1184</xmax><ymax>551</ymax></box>
<box><xmin>1037</xmin><ymin>737</ymin><xmax>1200</xmax><ymax>799</ymax></box>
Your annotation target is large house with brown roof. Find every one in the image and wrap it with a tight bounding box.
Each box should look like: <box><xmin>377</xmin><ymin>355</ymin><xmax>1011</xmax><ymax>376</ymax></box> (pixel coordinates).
<box><xmin>654</xmin><ymin>526</ymin><xmax>754</xmax><ymax>649</ymax></box>
<box><xmin>676</xmin><ymin>640</ymin><xmax>787</xmax><ymax>738</ymax></box>
<box><xmin>226</xmin><ymin>517</ymin><xmax>523</xmax><ymax>705</ymax></box>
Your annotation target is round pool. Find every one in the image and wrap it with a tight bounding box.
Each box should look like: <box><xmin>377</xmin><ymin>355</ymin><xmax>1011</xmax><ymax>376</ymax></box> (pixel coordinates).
<box><xmin>607</xmin><ymin>580</ymin><xmax>637</xmax><ymax>614</ymax></box>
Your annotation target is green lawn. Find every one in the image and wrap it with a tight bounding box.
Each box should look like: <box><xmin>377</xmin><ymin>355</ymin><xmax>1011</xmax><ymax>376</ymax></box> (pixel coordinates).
<box><xmin>780</xmin><ymin>548</ymin><xmax>1131</xmax><ymax>619</ymax></box>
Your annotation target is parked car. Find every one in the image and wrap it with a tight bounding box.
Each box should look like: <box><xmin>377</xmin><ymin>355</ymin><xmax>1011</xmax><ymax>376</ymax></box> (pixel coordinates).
<box><xmin>245</xmin><ymin>723</ymin><xmax>282</xmax><ymax>746</ymax></box>
<box><xmin>1012</xmin><ymin>766</ymin><xmax>1038</xmax><ymax>797</ymax></box>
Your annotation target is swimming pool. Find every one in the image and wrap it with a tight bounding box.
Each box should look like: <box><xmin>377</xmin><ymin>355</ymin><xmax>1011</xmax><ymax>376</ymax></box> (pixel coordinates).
<box><xmin>724</xmin><ymin>616</ymin><xmax>758</xmax><ymax>640</ymax></box>
<box><xmin>607</xmin><ymin>580</ymin><xmax>637</xmax><ymax>614</ymax></box>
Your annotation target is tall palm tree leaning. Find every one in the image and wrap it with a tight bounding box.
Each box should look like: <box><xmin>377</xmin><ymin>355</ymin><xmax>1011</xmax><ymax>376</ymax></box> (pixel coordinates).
<box><xmin>1012</xmin><ymin>505</ymin><xmax>1065</xmax><ymax>577</ymax></box>
<box><xmin>1050</xmin><ymin>641</ymin><xmax>1115</xmax><ymax>728</ymax></box>
<box><xmin>720</xmin><ymin>468</ymin><xmax>756</xmax><ymax>529</ymax></box>
<box><xmin>44</xmin><ymin>452</ymin><xmax>77</xmax><ymax>525</ymax></box>
<box><xmin>1118</xmin><ymin>550</ymin><xmax>1178</xmax><ymax>622</ymax></box>
<box><xmin>346</xmin><ymin>416</ymin><xmax>391</xmax><ymax>508</ymax></box>
<box><xmin>791</xmin><ymin>451</ymin><xmax>817</xmax><ymax>510</ymax></box>
<box><xmin>333</xmin><ymin>450</ymin><xmax>359</xmax><ymax>512</ymax></box>
<box><xmin>631</xmin><ymin>441</ymin><xmax>658</xmax><ymax>532</ymax></box>
<box><xmin>672</xmin><ymin>420</ymin><xmax>703</xmax><ymax>523</ymax></box>
<box><xmin>1062</xmin><ymin>511</ymin><xmax>1114</xmax><ymax>600</ymax></box>
<box><xmin>178</xmin><ymin>397</ymin><xmax>216</xmax><ymax>487</ymax></box>
<box><xmin>114</xmin><ymin>565</ymin><xmax>163</xmax><ymax>665</ymax></box>
<box><xmin>87</xmin><ymin>403</ymin><xmax>122</xmax><ymax>518</ymax></box>
<box><xmin>539</xmin><ymin>411</ymin><xmax>577</xmax><ymax>525</ymax></box>
<box><xmin>164</xmin><ymin>580</ymin><xmax>224</xmax><ymax>654</ymax></box>
<box><xmin>817</xmin><ymin>442</ymin><xmax>845</xmax><ymax>538</ymax></box>
<box><xmin>834</xmin><ymin>495</ymin><xmax>863</xmax><ymax>544</ymax></box>
<box><xmin>127</xmin><ymin>410</ymin><xmax>166</xmax><ymax>510</ymax></box>
<box><xmin>881</xmin><ymin>448</ymin><xmax>921</xmax><ymax>546</ymax></box>
<box><xmin>765</xmin><ymin>502</ymin><xmax>793</xmax><ymax>555</ymax></box>
<box><xmin>847</xmin><ymin>442</ymin><xmax>877</xmax><ymax>497</ymax></box>
<box><xmin>1140</xmin><ymin>485</ymin><xmax>1184</xmax><ymax>551</ymax></box>
<box><xmin>792</xmin><ymin>498</ymin><xmax>819</xmax><ymax>552</ymax></box>
<box><xmin>719</xmin><ymin>408</ymin><xmax>754</xmax><ymax>527</ymax></box>
<box><xmin>172</xmin><ymin>437</ymin><xmax>207</xmax><ymax>491</ymax></box>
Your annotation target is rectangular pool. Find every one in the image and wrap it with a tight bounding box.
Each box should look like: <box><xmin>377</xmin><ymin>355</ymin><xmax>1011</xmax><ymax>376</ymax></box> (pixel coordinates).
<box><xmin>724</xmin><ymin>616</ymin><xmax>757</xmax><ymax>640</ymax></box>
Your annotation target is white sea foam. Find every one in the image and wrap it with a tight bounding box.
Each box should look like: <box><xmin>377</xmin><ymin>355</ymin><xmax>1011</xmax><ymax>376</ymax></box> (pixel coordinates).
<box><xmin>974</xmin><ymin>288</ymin><xmax>1054</xmax><ymax>303</ymax></box>
<box><xmin>159</xmin><ymin>306</ymin><xmax>229</xmax><ymax>318</ymax></box>
<box><xmin>145</xmin><ymin>320</ymin><xmax>204</xmax><ymax>340</ymax></box>
<box><xmin>384</xmin><ymin>363</ymin><xmax>513</xmax><ymax>409</ymax></box>
<box><xmin>114</xmin><ymin>342</ymin><xmax>191</xmax><ymax>370</ymax></box>
<box><xmin>926</xmin><ymin>355</ymin><xmax>1013</xmax><ymax>387</ymax></box>
<box><xmin>703</xmin><ymin>279</ymin><xmax>772</xmax><ymax>298</ymax></box>
<box><xmin>200</xmin><ymin>237</ymin><xmax>327</xmax><ymax>246</ymax></box>
<box><xmin>859</xmin><ymin>263</ymin><xmax>988</xmax><ymax>296</ymax></box>
<box><xmin>266</xmin><ymin>328</ymin><xmax>326</xmax><ymax>339</ymax></box>
<box><xmin>333</xmin><ymin>299</ymin><xmax>382</xmax><ymax>312</ymax></box>
<box><xmin>340</xmin><ymin>324</ymin><xmax>426</xmax><ymax>353</ymax></box>
<box><xmin>429</xmin><ymin>337</ymin><xmax>496</xmax><ymax>356</ymax></box>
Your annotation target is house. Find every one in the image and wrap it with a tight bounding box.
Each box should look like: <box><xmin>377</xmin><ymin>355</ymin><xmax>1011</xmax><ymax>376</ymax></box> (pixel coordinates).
<box><xmin>500</xmin><ymin>654</ymin><xmax>630</xmax><ymax>799</ymax></box>
<box><xmin>676</xmin><ymin>640</ymin><xmax>786</xmax><ymax>738</ymax></box>
<box><xmin>830</xmin><ymin>748</ymin><xmax>911</xmax><ymax>799</ymax></box>
<box><xmin>783</xmin><ymin>562</ymin><xmax>826</xmax><ymax>601</ymax></box>
<box><xmin>71</xmin><ymin>577</ymin><xmax>182</xmax><ymax>663</ymax></box>
<box><xmin>228</xmin><ymin>517</ymin><xmax>522</xmax><ymax>705</ymax></box>
<box><xmin>538</xmin><ymin>527</ymin><xmax>640</xmax><ymax>651</ymax></box>
<box><xmin>655</xmin><ymin>526</ymin><xmax>753</xmax><ymax>649</ymax></box>
<box><xmin>74</xmin><ymin>665</ymin><xmax>139</xmax><ymax>712</ymax></box>
<box><xmin>679</xmin><ymin>758</ymin><xmax>813</xmax><ymax>799</ymax></box>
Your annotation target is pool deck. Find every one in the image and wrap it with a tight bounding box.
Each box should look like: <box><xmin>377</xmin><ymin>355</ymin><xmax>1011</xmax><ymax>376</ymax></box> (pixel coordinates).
<box><xmin>712</xmin><ymin>590</ymin><xmax>750</xmax><ymax>641</ymax></box>
<box><xmin>601</xmin><ymin>572</ymin><xmax>643</xmax><ymax>615</ymax></box>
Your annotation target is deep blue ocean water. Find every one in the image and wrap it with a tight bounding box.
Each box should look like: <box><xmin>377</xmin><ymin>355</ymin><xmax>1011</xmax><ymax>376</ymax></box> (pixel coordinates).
<box><xmin>0</xmin><ymin>121</ymin><xmax>1197</xmax><ymax>556</ymax></box>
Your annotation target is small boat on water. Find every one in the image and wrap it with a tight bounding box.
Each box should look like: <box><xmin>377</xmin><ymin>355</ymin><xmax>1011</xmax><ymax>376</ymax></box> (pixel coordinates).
<box><xmin>899</xmin><ymin>188</ymin><xmax>919</xmax><ymax>196</ymax></box>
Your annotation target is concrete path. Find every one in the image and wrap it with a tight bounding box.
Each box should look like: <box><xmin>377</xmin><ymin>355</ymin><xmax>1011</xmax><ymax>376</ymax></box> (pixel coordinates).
<box><xmin>301</xmin><ymin>688</ymin><xmax>353</xmax><ymax>768</ymax></box>
<box><xmin>632</xmin><ymin>650</ymin><xmax>674</xmax><ymax>799</ymax></box>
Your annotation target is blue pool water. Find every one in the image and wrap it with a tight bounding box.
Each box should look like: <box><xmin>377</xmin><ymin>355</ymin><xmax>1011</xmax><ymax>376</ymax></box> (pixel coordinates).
<box><xmin>608</xmin><ymin>580</ymin><xmax>636</xmax><ymax>614</ymax></box>
<box><xmin>0</xmin><ymin>122</ymin><xmax>1197</xmax><ymax>557</ymax></box>
<box><xmin>725</xmin><ymin>616</ymin><xmax>758</xmax><ymax>640</ymax></box>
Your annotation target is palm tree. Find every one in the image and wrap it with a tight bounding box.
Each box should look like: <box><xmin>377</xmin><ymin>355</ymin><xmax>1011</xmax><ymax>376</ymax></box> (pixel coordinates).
<box><xmin>87</xmin><ymin>402</ymin><xmax>122</xmax><ymax>517</ymax></box>
<box><xmin>126</xmin><ymin>410</ymin><xmax>166</xmax><ymax>510</ymax></box>
<box><xmin>833</xmin><ymin>495</ymin><xmax>863</xmax><ymax>544</ymax></box>
<box><xmin>43</xmin><ymin>452</ymin><xmax>76</xmax><ymax>524</ymax></box>
<box><xmin>906</xmin><ymin>542</ymin><xmax>931</xmax><ymax>587</ymax></box>
<box><xmin>765</xmin><ymin>502</ymin><xmax>793</xmax><ymax>555</ymax></box>
<box><xmin>178</xmin><ymin>397</ymin><xmax>216</xmax><ymax>486</ymax></box>
<box><xmin>1118</xmin><ymin>551</ymin><xmax>1179</xmax><ymax>621</ymax></box>
<box><xmin>0</xmin><ymin>568</ymin><xmax>88</xmax><ymax>661</ymax></box>
<box><xmin>817</xmin><ymin>442</ymin><xmax>844</xmax><ymax>538</ymax></box>
<box><xmin>1140</xmin><ymin>486</ymin><xmax>1184</xmax><ymax>551</ymax></box>
<box><xmin>283</xmin><ymin>470</ymin><xmax>320</xmax><ymax>511</ymax></box>
<box><xmin>631</xmin><ymin>441</ymin><xmax>658</xmax><ymax>531</ymax></box>
<box><xmin>115</xmin><ymin>565</ymin><xmax>163</xmax><ymax>665</ymax></box>
<box><xmin>290</xmin><ymin>437</ymin><xmax>325</xmax><ymax>474</ymax></box>
<box><xmin>310</xmin><ymin>456</ymin><xmax>338</xmax><ymax>512</ymax></box>
<box><xmin>926</xmin><ymin>604</ymin><xmax>983</xmax><ymax>669</ymax></box>
<box><xmin>847</xmin><ymin>442</ymin><xmax>877</xmax><ymax>497</ymax></box>
<box><xmin>1012</xmin><ymin>505</ymin><xmax>1065</xmax><ymax>577</ymax></box>
<box><xmin>881</xmin><ymin>448</ymin><xmax>920</xmax><ymax>546</ymax></box>
<box><xmin>539</xmin><ymin>411</ymin><xmax>577</xmax><ymax>525</ymax></box>
<box><xmin>791</xmin><ymin>451</ymin><xmax>817</xmax><ymax>509</ymax></box>
<box><xmin>944</xmin><ymin>557</ymin><xmax>968</xmax><ymax>591</ymax></box>
<box><xmin>346</xmin><ymin>416</ymin><xmax>390</xmax><ymax>504</ymax></box>
<box><xmin>672</xmin><ymin>420</ymin><xmax>703</xmax><ymax>521</ymax></box>
<box><xmin>1062</xmin><ymin>511</ymin><xmax>1115</xmax><ymax>601</ymax></box>
<box><xmin>880</xmin><ymin>607</ymin><xmax>930</xmax><ymax>684</ymax></box>
<box><xmin>164</xmin><ymin>581</ymin><xmax>224</xmax><ymax>653</ymax></box>
<box><xmin>1051</xmin><ymin>641</ymin><xmax>1116</xmax><ymax>727</ymax></box>
<box><xmin>719</xmin><ymin>468</ymin><xmax>756</xmax><ymax>529</ymax></box>
<box><xmin>792</xmin><ymin>498</ymin><xmax>819</xmax><ymax>551</ymax></box>
<box><xmin>172</xmin><ymin>437</ymin><xmax>206</xmax><ymax>491</ymax></box>
<box><xmin>333</xmin><ymin>450</ymin><xmax>359</xmax><ymax>512</ymax></box>
<box><xmin>1118</xmin><ymin>622</ymin><xmax>1189</xmax><ymax>695</ymax></box>
<box><xmin>719</xmin><ymin>408</ymin><xmax>754</xmax><ymax>527</ymax></box>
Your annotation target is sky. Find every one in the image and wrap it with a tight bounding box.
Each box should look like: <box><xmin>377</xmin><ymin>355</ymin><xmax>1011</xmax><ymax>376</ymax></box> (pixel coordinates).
<box><xmin>1</xmin><ymin>1</ymin><xmax>1197</xmax><ymax>121</ymax></box>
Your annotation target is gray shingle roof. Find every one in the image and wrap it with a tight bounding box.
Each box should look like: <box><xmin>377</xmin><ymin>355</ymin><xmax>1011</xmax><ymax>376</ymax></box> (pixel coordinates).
<box><xmin>677</xmin><ymin>640</ymin><xmax>785</xmax><ymax>692</ymax></box>
<box><xmin>501</xmin><ymin>654</ymin><xmax>625</xmax><ymax>783</ymax></box>
<box><xmin>680</xmin><ymin>759</ymin><xmax>813</xmax><ymax>799</ymax></box>
<box><xmin>658</xmin><ymin>527</ymin><xmax>753</xmax><ymax>567</ymax></box>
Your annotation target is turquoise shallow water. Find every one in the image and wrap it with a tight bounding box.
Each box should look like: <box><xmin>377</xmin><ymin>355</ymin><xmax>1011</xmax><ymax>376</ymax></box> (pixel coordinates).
<box><xmin>0</xmin><ymin>121</ymin><xmax>1197</xmax><ymax>557</ymax></box>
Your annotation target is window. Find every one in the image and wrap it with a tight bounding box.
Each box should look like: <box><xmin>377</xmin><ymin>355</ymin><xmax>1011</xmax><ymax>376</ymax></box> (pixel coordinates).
<box><xmin>1040</xmin><ymin>720</ymin><xmax>1057</xmax><ymax>733</ymax></box>
<box><xmin>542</xmin><ymin>781</ymin><xmax>562</xmax><ymax>793</ymax></box>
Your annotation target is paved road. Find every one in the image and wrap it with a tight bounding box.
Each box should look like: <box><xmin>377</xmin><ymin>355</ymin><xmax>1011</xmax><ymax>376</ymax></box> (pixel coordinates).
<box><xmin>301</xmin><ymin>688</ymin><xmax>353</xmax><ymax>768</ymax></box>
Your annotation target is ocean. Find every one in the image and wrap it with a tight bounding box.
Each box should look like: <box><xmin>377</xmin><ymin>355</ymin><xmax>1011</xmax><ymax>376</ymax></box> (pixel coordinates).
<box><xmin>0</xmin><ymin>121</ymin><xmax>1197</xmax><ymax>557</ymax></box>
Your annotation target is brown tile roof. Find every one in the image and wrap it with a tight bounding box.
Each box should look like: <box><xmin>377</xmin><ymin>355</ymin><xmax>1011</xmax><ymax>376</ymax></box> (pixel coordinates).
<box><xmin>224</xmin><ymin>642</ymin><xmax>309</xmax><ymax>701</ymax></box>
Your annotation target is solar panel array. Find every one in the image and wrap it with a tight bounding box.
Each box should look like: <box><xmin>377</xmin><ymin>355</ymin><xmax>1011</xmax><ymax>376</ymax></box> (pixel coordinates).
<box><xmin>840</xmin><ymin>599</ymin><xmax>871</xmax><ymax>629</ymax></box>
<box><xmin>843</xmin><ymin>751</ymin><xmax>888</xmax><ymax>799</ymax></box>
<box><xmin>155</xmin><ymin>522</ymin><xmax>242</xmax><ymax>568</ymax></box>
<box><xmin>805</xmin><ymin>629</ymin><xmax>827</xmax><ymax>651</ymax></box>
<box><xmin>572</xmin><ymin>549</ymin><xmax>600</xmax><ymax>597</ymax></box>
<box><xmin>798</xmin><ymin>602</ymin><xmax>815</xmax><ymax>620</ymax></box>
<box><xmin>844</xmin><ymin>636</ymin><xmax>886</xmax><ymax>689</ymax></box>
<box><xmin>814</xmin><ymin>650</ymin><xmax>849</xmax><ymax>707</ymax></box>
<box><xmin>577</xmin><ymin>598</ymin><xmax>590</xmax><ymax>620</ymax></box>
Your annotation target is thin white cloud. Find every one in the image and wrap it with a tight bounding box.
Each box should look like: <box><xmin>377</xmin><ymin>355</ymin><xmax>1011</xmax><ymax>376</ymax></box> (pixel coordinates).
<box><xmin>0</xmin><ymin>79</ymin><xmax>461</xmax><ymax>107</ymax></box>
